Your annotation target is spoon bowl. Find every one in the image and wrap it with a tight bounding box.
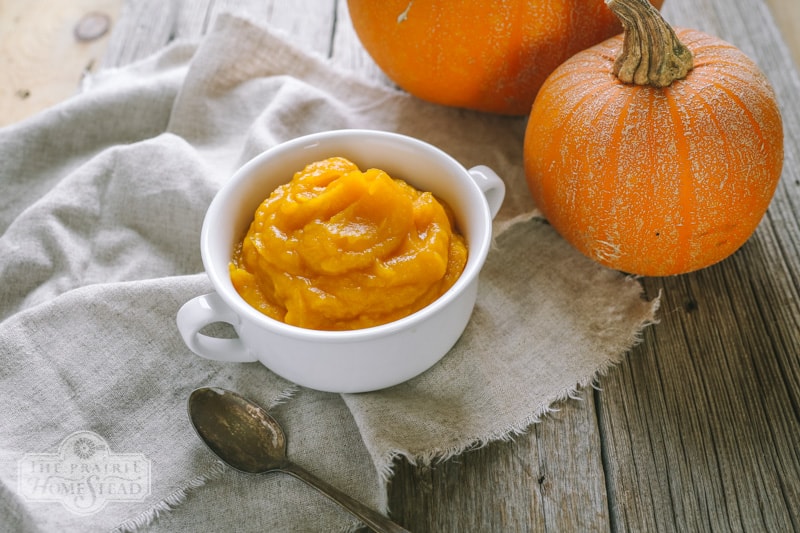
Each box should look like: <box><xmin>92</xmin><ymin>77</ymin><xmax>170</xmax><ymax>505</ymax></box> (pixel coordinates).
<box><xmin>187</xmin><ymin>387</ymin><xmax>408</xmax><ymax>533</ymax></box>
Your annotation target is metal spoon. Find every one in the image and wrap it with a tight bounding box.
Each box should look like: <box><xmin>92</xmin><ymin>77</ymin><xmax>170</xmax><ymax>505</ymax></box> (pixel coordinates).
<box><xmin>187</xmin><ymin>387</ymin><xmax>409</xmax><ymax>533</ymax></box>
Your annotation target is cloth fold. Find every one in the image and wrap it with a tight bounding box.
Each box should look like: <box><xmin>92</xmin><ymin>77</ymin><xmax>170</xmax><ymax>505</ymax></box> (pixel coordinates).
<box><xmin>0</xmin><ymin>14</ymin><xmax>658</xmax><ymax>532</ymax></box>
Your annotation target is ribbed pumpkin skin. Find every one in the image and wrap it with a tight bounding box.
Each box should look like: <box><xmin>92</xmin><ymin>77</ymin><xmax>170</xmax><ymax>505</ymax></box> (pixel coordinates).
<box><xmin>523</xmin><ymin>29</ymin><xmax>784</xmax><ymax>276</ymax></box>
<box><xmin>347</xmin><ymin>0</ymin><xmax>664</xmax><ymax>115</ymax></box>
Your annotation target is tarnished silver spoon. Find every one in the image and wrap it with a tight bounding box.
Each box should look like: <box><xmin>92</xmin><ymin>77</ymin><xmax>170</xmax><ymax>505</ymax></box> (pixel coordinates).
<box><xmin>187</xmin><ymin>387</ymin><xmax>409</xmax><ymax>533</ymax></box>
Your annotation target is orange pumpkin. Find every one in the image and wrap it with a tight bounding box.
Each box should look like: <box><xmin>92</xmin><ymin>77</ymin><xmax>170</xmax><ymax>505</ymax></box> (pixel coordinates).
<box><xmin>523</xmin><ymin>0</ymin><xmax>784</xmax><ymax>276</ymax></box>
<box><xmin>347</xmin><ymin>0</ymin><xmax>664</xmax><ymax>115</ymax></box>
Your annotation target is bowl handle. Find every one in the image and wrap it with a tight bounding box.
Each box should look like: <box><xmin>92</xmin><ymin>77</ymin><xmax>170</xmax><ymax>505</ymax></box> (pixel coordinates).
<box><xmin>468</xmin><ymin>165</ymin><xmax>505</xmax><ymax>219</ymax></box>
<box><xmin>176</xmin><ymin>292</ymin><xmax>257</xmax><ymax>363</ymax></box>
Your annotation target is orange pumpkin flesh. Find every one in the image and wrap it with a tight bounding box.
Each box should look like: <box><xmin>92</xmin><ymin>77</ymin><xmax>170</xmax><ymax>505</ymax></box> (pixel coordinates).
<box><xmin>523</xmin><ymin>0</ymin><xmax>783</xmax><ymax>276</ymax></box>
<box><xmin>347</xmin><ymin>0</ymin><xmax>664</xmax><ymax>115</ymax></box>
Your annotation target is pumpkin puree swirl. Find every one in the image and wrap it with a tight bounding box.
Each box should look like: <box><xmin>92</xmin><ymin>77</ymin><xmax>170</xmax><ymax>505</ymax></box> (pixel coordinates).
<box><xmin>230</xmin><ymin>157</ymin><xmax>467</xmax><ymax>331</ymax></box>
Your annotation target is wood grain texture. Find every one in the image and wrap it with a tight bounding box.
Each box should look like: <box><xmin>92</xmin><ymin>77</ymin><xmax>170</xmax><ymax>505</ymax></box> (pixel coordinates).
<box><xmin>388</xmin><ymin>391</ymin><xmax>610</xmax><ymax>531</ymax></box>
<box><xmin>0</xmin><ymin>0</ymin><xmax>123</xmax><ymax>127</ymax></box>
<box><xmin>765</xmin><ymin>0</ymin><xmax>800</xmax><ymax>67</ymax></box>
<box><xmin>4</xmin><ymin>0</ymin><xmax>799</xmax><ymax>531</ymax></box>
<box><xmin>103</xmin><ymin>0</ymin><xmax>338</xmax><ymax>66</ymax></box>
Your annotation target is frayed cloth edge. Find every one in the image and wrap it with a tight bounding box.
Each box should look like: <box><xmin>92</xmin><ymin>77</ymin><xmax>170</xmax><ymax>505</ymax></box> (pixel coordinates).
<box><xmin>492</xmin><ymin>209</ymin><xmax>544</xmax><ymax>243</ymax></box>
<box><xmin>111</xmin><ymin>460</ymin><xmax>227</xmax><ymax>533</ymax></box>
<box><xmin>268</xmin><ymin>384</ymin><xmax>300</xmax><ymax>409</ymax></box>
<box><xmin>374</xmin><ymin>288</ymin><xmax>661</xmax><ymax>483</ymax></box>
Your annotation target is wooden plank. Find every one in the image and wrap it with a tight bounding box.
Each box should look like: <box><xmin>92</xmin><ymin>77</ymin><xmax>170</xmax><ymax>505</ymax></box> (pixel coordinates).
<box><xmin>330</xmin><ymin>0</ymin><xmax>392</xmax><ymax>85</ymax></box>
<box><xmin>101</xmin><ymin>0</ymin><xmax>178</xmax><ymax>67</ymax></box>
<box><xmin>0</xmin><ymin>0</ymin><xmax>123</xmax><ymax>127</ymax></box>
<box><xmin>387</xmin><ymin>391</ymin><xmax>610</xmax><ymax>532</ymax></box>
<box><xmin>601</xmin><ymin>270</ymin><xmax>800</xmax><ymax>531</ymax></box>
<box><xmin>765</xmin><ymin>0</ymin><xmax>800</xmax><ymax>67</ymax></box>
<box><xmin>206</xmin><ymin>0</ymin><xmax>336</xmax><ymax>57</ymax></box>
<box><xmin>102</xmin><ymin>0</ymin><xmax>337</xmax><ymax>69</ymax></box>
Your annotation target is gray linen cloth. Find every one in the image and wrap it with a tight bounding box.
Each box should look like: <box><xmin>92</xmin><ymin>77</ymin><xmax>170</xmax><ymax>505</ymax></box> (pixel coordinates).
<box><xmin>0</xmin><ymin>14</ymin><xmax>658</xmax><ymax>532</ymax></box>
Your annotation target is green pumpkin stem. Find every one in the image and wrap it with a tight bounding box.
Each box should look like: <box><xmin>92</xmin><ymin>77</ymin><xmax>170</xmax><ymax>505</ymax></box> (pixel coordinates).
<box><xmin>606</xmin><ymin>0</ymin><xmax>694</xmax><ymax>87</ymax></box>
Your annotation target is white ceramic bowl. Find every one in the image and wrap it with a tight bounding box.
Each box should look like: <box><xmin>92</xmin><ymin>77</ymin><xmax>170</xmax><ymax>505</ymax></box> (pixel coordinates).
<box><xmin>177</xmin><ymin>129</ymin><xmax>504</xmax><ymax>393</ymax></box>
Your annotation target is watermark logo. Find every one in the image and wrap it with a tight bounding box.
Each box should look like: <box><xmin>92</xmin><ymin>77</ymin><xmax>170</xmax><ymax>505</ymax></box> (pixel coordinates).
<box><xmin>17</xmin><ymin>430</ymin><xmax>151</xmax><ymax>515</ymax></box>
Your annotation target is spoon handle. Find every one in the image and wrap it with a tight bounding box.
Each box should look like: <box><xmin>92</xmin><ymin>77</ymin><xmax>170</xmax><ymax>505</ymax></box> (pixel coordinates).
<box><xmin>281</xmin><ymin>462</ymin><xmax>410</xmax><ymax>533</ymax></box>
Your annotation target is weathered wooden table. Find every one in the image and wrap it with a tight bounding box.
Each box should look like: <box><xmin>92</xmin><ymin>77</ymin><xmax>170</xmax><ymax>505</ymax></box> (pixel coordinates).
<box><xmin>11</xmin><ymin>0</ymin><xmax>800</xmax><ymax>530</ymax></box>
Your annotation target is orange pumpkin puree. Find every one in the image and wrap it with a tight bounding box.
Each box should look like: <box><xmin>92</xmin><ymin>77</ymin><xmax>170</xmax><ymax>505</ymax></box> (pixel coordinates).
<box><xmin>229</xmin><ymin>157</ymin><xmax>467</xmax><ymax>331</ymax></box>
